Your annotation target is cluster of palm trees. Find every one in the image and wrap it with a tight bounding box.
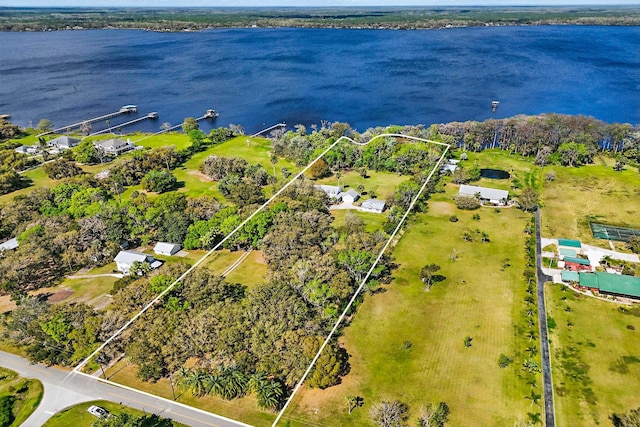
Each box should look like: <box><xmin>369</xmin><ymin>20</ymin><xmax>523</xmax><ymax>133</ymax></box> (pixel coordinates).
<box><xmin>176</xmin><ymin>367</ymin><xmax>284</xmax><ymax>410</ymax></box>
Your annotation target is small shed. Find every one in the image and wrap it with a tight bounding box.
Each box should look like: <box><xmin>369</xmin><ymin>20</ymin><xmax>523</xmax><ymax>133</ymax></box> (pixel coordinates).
<box><xmin>341</xmin><ymin>189</ymin><xmax>360</xmax><ymax>204</ymax></box>
<box><xmin>154</xmin><ymin>242</ymin><xmax>182</xmax><ymax>256</ymax></box>
<box><xmin>360</xmin><ymin>199</ymin><xmax>386</xmax><ymax>213</ymax></box>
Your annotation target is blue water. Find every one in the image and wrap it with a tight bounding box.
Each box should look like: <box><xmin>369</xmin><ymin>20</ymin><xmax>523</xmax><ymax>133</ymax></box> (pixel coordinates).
<box><xmin>0</xmin><ymin>26</ymin><xmax>638</xmax><ymax>134</ymax></box>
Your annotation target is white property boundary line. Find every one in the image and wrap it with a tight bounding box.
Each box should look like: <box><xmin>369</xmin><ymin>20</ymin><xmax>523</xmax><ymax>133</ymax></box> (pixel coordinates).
<box><xmin>271</xmin><ymin>141</ymin><xmax>450</xmax><ymax>426</ymax></box>
<box><xmin>70</xmin><ymin>133</ymin><xmax>449</xmax><ymax>422</ymax></box>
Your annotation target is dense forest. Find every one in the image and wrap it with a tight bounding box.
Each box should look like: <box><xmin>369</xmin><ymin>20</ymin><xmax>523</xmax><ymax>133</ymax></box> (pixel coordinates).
<box><xmin>1</xmin><ymin>6</ymin><xmax>639</xmax><ymax>32</ymax></box>
<box><xmin>0</xmin><ymin>113</ymin><xmax>639</xmax><ymax>411</ymax></box>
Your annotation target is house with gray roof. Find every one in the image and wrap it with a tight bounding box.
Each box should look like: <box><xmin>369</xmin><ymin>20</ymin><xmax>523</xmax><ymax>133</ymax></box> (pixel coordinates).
<box><xmin>48</xmin><ymin>136</ymin><xmax>81</xmax><ymax>150</ymax></box>
<box><xmin>360</xmin><ymin>199</ymin><xmax>386</xmax><ymax>213</ymax></box>
<box><xmin>114</xmin><ymin>250</ymin><xmax>161</xmax><ymax>274</ymax></box>
<box><xmin>340</xmin><ymin>189</ymin><xmax>360</xmax><ymax>204</ymax></box>
<box><xmin>153</xmin><ymin>242</ymin><xmax>182</xmax><ymax>256</ymax></box>
<box><xmin>94</xmin><ymin>138</ymin><xmax>134</xmax><ymax>156</ymax></box>
<box><xmin>458</xmin><ymin>184</ymin><xmax>509</xmax><ymax>206</ymax></box>
<box><xmin>314</xmin><ymin>185</ymin><xmax>344</xmax><ymax>200</ymax></box>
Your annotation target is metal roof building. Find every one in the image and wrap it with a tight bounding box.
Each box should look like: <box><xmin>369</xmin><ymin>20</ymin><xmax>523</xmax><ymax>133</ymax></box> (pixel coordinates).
<box><xmin>458</xmin><ymin>185</ymin><xmax>508</xmax><ymax>204</ymax></box>
<box><xmin>153</xmin><ymin>242</ymin><xmax>182</xmax><ymax>256</ymax></box>
<box><xmin>558</xmin><ymin>238</ymin><xmax>582</xmax><ymax>248</ymax></box>
<box><xmin>0</xmin><ymin>238</ymin><xmax>18</xmax><ymax>251</ymax></box>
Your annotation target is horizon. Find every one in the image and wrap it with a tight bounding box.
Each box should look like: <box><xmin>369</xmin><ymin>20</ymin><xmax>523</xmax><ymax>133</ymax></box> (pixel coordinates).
<box><xmin>3</xmin><ymin>1</ymin><xmax>639</xmax><ymax>8</ymax></box>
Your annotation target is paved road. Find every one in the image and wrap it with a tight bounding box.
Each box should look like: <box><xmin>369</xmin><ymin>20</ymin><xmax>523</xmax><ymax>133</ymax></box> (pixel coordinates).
<box><xmin>535</xmin><ymin>209</ymin><xmax>555</xmax><ymax>427</ymax></box>
<box><xmin>0</xmin><ymin>351</ymin><xmax>251</xmax><ymax>427</ymax></box>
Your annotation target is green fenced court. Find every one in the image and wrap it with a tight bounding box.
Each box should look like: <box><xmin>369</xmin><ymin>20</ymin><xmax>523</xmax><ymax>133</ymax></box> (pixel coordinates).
<box><xmin>590</xmin><ymin>222</ymin><xmax>640</xmax><ymax>242</ymax></box>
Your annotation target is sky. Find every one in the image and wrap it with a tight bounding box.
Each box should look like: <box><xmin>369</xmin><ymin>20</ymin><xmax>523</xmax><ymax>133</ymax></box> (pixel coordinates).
<box><xmin>3</xmin><ymin>1</ymin><xmax>638</xmax><ymax>7</ymax></box>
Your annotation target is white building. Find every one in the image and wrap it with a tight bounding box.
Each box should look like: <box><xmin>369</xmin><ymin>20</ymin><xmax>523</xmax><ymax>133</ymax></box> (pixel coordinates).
<box><xmin>360</xmin><ymin>199</ymin><xmax>386</xmax><ymax>213</ymax></box>
<box><xmin>48</xmin><ymin>136</ymin><xmax>81</xmax><ymax>149</ymax></box>
<box><xmin>340</xmin><ymin>189</ymin><xmax>360</xmax><ymax>204</ymax></box>
<box><xmin>94</xmin><ymin>138</ymin><xmax>134</xmax><ymax>156</ymax></box>
<box><xmin>314</xmin><ymin>184</ymin><xmax>344</xmax><ymax>200</ymax></box>
<box><xmin>458</xmin><ymin>184</ymin><xmax>509</xmax><ymax>206</ymax></box>
<box><xmin>114</xmin><ymin>250</ymin><xmax>161</xmax><ymax>275</ymax></box>
<box><xmin>153</xmin><ymin>242</ymin><xmax>182</xmax><ymax>256</ymax></box>
<box><xmin>0</xmin><ymin>238</ymin><xmax>19</xmax><ymax>251</ymax></box>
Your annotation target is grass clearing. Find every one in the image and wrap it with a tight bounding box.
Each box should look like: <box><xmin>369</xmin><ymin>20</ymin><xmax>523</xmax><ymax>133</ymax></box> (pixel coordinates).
<box><xmin>0</xmin><ymin>367</ymin><xmax>43</xmax><ymax>427</ymax></box>
<box><xmin>540</xmin><ymin>164</ymin><xmax>640</xmax><ymax>246</ymax></box>
<box><xmin>42</xmin><ymin>399</ymin><xmax>189</xmax><ymax>427</ymax></box>
<box><xmin>102</xmin><ymin>362</ymin><xmax>274</xmax><ymax>426</ymax></box>
<box><xmin>285</xmin><ymin>196</ymin><xmax>533</xmax><ymax>426</ymax></box>
<box><xmin>315</xmin><ymin>170</ymin><xmax>408</xmax><ymax>201</ymax></box>
<box><xmin>546</xmin><ymin>282</ymin><xmax>640</xmax><ymax>426</ymax></box>
<box><xmin>224</xmin><ymin>250</ymin><xmax>269</xmax><ymax>289</ymax></box>
<box><xmin>330</xmin><ymin>209</ymin><xmax>386</xmax><ymax>234</ymax></box>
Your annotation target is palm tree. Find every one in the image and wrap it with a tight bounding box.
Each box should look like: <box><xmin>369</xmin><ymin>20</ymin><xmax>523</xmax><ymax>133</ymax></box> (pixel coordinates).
<box><xmin>525</xmin><ymin>346</ymin><xmax>538</xmax><ymax>356</ymax></box>
<box><xmin>249</xmin><ymin>373</ymin><xmax>283</xmax><ymax>410</ymax></box>
<box><xmin>177</xmin><ymin>368</ymin><xmax>209</xmax><ymax>397</ymax></box>
<box><xmin>525</xmin><ymin>390</ymin><xmax>541</xmax><ymax>407</ymax></box>
<box><xmin>270</xmin><ymin>155</ymin><xmax>278</xmax><ymax>179</ymax></box>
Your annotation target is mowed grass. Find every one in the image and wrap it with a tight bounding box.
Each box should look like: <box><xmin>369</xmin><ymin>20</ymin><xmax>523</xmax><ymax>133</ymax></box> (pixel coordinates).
<box><xmin>330</xmin><ymin>209</ymin><xmax>386</xmax><ymax>234</ymax></box>
<box><xmin>315</xmin><ymin>170</ymin><xmax>408</xmax><ymax>201</ymax></box>
<box><xmin>546</xmin><ymin>283</ymin><xmax>640</xmax><ymax>426</ymax></box>
<box><xmin>0</xmin><ymin>167</ymin><xmax>54</xmax><ymax>204</ymax></box>
<box><xmin>285</xmin><ymin>202</ymin><xmax>532</xmax><ymax>426</ymax></box>
<box><xmin>42</xmin><ymin>399</ymin><xmax>189</xmax><ymax>427</ymax></box>
<box><xmin>540</xmin><ymin>164</ymin><xmax>640</xmax><ymax>246</ymax></box>
<box><xmin>224</xmin><ymin>250</ymin><xmax>269</xmax><ymax>289</ymax></box>
<box><xmin>102</xmin><ymin>362</ymin><xmax>275</xmax><ymax>427</ymax></box>
<box><xmin>0</xmin><ymin>367</ymin><xmax>43</xmax><ymax>427</ymax></box>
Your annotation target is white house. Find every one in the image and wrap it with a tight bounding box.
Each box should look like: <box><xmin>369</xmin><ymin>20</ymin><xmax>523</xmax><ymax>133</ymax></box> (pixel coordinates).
<box><xmin>458</xmin><ymin>184</ymin><xmax>509</xmax><ymax>206</ymax></box>
<box><xmin>153</xmin><ymin>242</ymin><xmax>182</xmax><ymax>256</ymax></box>
<box><xmin>48</xmin><ymin>136</ymin><xmax>81</xmax><ymax>149</ymax></box>
<box><xmin>314</xmin><ymin>185</ymin><xmax>344</xmax><ymax>200</ymax></box>
<box><xmin>360</xmin><ymin>199</ymin><xmax>386</xmax><ymax>213</ymax></box>
<box><xmin>95</xmin><ymin>138</ymin><xmax>134</xmax><ymax>156</ymax></box>
<box><xmin>114</xmin><ymin>250</ymin><xmax>161</xmax><ymax>274</ymax></box>
<box><xmin>340</xmin><ymin>189</ymin><xmax>360</xmax><ymax>204</ymax></box>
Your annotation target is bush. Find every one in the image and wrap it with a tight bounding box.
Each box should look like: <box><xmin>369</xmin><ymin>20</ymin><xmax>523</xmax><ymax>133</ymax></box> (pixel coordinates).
<box><xmin>498</xmin><ymin>354</ymin><xmax>513</xmax><ymax>368</ymax></box>
<box><xmin>142</xmin><ymin>170</ymin><xmax>177</xmax><ymax>193</ymax></box>
<box><xmin>307</xmin><ymin>158</ymin><xmax>331</xmax><ymax>179</ymax></box>
<box><xmin>454</xmin><ymin>195</ymin><xmax>480</xmax><ymax>210</ymax></box>
<box><xmin>449</xmin><ymin>215</ymin><xmax>459</xmax><ymax>222</ymax></box>
<box><xmin>0</xmin><ymin>395</ymin><xmax>15</xmax><ymax>427</ymax></box>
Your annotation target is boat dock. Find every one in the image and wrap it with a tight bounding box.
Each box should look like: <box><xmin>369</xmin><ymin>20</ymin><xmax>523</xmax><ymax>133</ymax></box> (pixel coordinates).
<box><xmin>90</xmin><ymin>112</ymin><xmax>159</xmax><ymax>136</ymax></box>
<box><xmin>38</xmin><ymin>105</ymin><xmax>139</xmax><ymax>137</ymax></box>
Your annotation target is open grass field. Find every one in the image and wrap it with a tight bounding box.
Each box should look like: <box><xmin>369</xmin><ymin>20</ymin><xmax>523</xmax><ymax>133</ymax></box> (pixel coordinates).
<box><xmin>101</xmin><ymin>363</ymin><xmax>275</xmax><ymax>426</ymax></box>
<box><xmin>540</xmin><ymin>164</ymin><xmax>640</xmax><ymax>247</ymax></box>
<box><xmin>0</xmin><ymin>167</ymin><xmax>54</xmax><ymax>204</ymax></box>
<box><xmin>42</xmin><ymin>399</ymin><xmax>189</xmax><ymax>427</ymax></box>
<box><xmin>545</xmin><ymin>282</ymin><xmax>640</xmax><ymax>426</ymax></box>
<box><xmin>285</xmin><ymin>191</ymin><xmax>534</xmax><ymax>426</ymax></box>
<box><xmin>224</xmin><ymin>250</ymin><xmax>269</xmax><ymax>289</ymax></box>
<box><xmin>0</xmin><ymin>367</ymin><xmax>43</xmax><ymax>427</ymax></box>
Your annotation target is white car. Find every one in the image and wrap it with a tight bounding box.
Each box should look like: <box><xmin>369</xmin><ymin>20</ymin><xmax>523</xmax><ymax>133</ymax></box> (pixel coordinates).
<box><xmin>87</xmin><ymin>405</ymin><xmax>109</xmax><ymax>418</ymax></box>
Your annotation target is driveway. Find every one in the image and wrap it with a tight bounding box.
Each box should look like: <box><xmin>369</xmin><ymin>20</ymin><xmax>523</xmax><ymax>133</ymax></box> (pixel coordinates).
<box><xmin>0</xmin><ymin>351</ymin><xmax>251</xmax><ymax>427</ymax></box>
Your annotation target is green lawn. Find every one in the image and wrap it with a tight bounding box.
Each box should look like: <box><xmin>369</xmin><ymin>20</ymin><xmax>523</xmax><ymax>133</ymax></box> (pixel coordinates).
<box><xmin>285</xmin><ymin>197</ymin><xmax>534</xmax><ymax>426</ymax></box>
<box><xmin>42</xmin><ymin>399</ymin><xmax>189</xmax><ymax>427</ymax></box>
<box><xmin>546</xmin><ymin>283</ymin><xmax>640</xmax><ymax>426</ymax></box>
<box><xmin>224</xmin><ymin>250</ymin><xmax>269</xmax><ymax>290</ymax></box>
<box><xmin>131</xmin><ymin>132</ymin><xmax>191</xmax><ymax>150</ymax></box>
<box><xmin>315</xmin><ymin>170</ymin><xmax>408</xmax><ymax>201</ymax></box>
<box><xmin>0</xmin><ymin>167</ymin><xmax>55</xmax><ymax>204</ymax></box>
<box><xmin>330</xmin><ymin>209</ymin><xmax>387</xmax><ymax>234</ymax></box>
<box><xmin>102</xmin><ymin>363</ymin><xmax>275</xmax><ymax>426</ymax></box>
<box><xmin>540</xmin><ymin>163</ymin><xmax>640</xmax><ymax>246</ymax></box>
<box><xmin>0</xmin><ymin>367</ymin><xmax>43</xmax><ymax>427</ymax></box>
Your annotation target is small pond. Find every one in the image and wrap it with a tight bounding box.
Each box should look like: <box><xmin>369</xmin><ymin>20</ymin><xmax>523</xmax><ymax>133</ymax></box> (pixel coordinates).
<box><xmin>480</xmin><ymin>169</ymin><xmax>510</xmax><ymax>179</ymax></box>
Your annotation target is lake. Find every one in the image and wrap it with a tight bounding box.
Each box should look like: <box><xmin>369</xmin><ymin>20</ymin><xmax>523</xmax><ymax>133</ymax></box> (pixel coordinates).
<box><xmin>0</xmin><ymin>26</ymin><xmax>638</xmax><ymax>134</ymax></box>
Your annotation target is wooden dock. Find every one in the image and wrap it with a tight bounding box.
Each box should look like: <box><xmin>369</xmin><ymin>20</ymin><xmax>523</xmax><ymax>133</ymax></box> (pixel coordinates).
<box><xmin>38</xmin><ymin>105</ymin><xmax>139</xmax><ymax>137</ymax></box>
